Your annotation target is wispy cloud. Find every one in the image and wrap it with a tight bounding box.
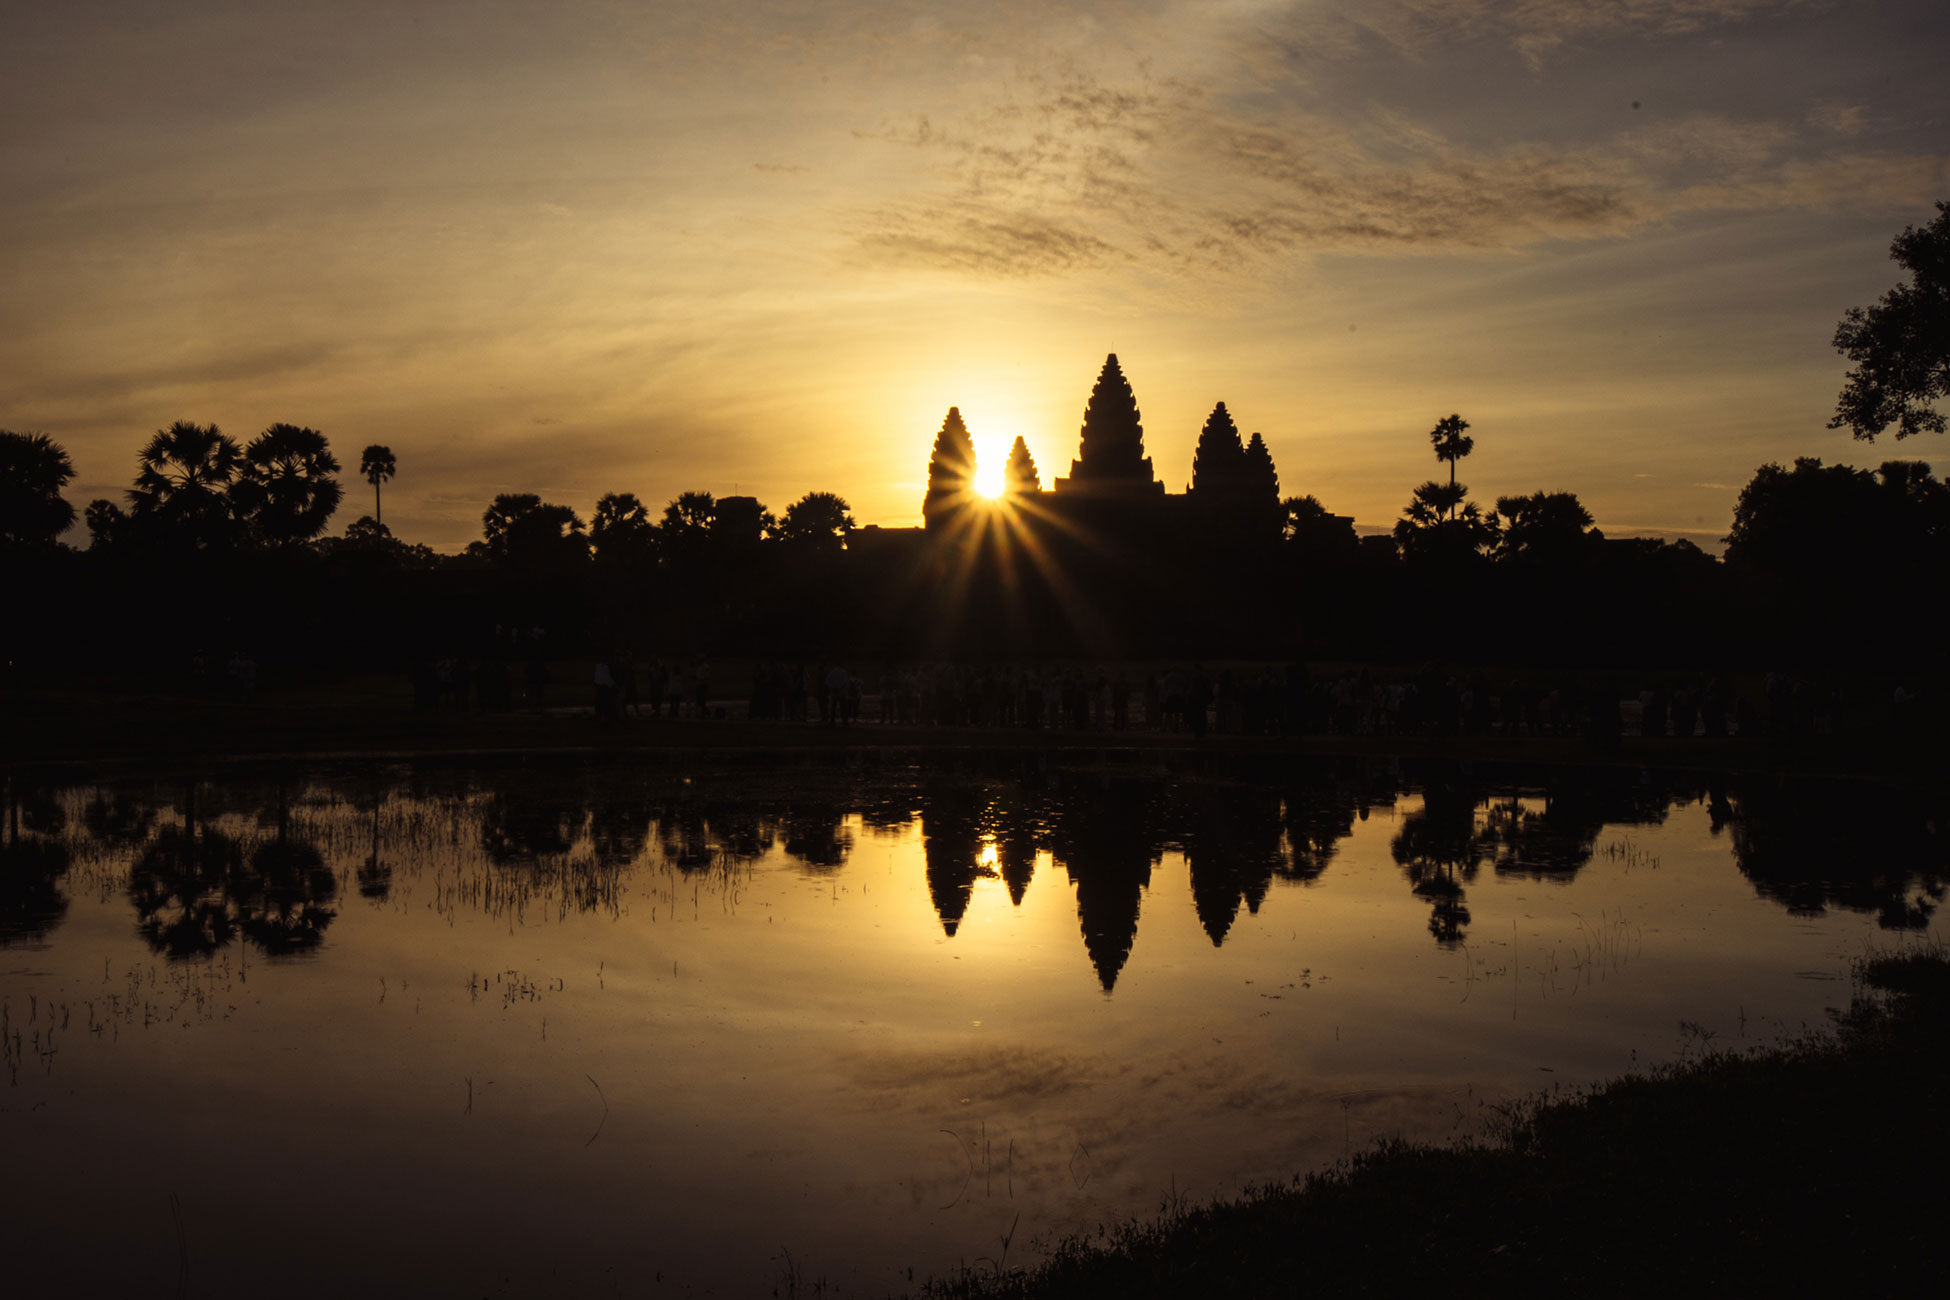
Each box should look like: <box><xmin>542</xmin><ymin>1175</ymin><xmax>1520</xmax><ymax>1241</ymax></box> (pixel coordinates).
<box><xmin>1807</xmin><ymin>100</ymin><xmax>1868</xmax><ymax>136</ymax></box>
<box><xmin>1316</xmin><ymin>1</ymin><xmax>1805</xmax><ymax>69</ymax></box>
<box><xmin>859</xmin><ymin>206</ymin><xmax>1123</xmax><ymax>276</ymax></box>
<box><xmin>851</xmin><ymin>64</ymin><xmax>1938</xmax><ymax>280</ymax></box>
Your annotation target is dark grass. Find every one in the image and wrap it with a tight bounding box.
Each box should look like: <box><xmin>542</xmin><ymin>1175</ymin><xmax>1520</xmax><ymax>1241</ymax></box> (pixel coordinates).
<box><xmin>912</xmin><ymin>947</ymin><xmax>1950</xmax><ymax>1299</ymax></box>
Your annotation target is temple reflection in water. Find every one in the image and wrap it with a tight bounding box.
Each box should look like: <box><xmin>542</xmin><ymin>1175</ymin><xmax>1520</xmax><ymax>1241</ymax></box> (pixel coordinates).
<box><xmin>5</xmin><ymin>758</ymin><xmax>1944</xmax><ymax>991</ymax></box>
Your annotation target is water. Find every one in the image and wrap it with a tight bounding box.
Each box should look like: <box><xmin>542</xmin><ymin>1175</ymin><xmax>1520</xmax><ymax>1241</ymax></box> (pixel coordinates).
<box><xmin>2</xmin><ymin>755</ymin><xmax>1943</xmax><ymax>1296</ymax></box>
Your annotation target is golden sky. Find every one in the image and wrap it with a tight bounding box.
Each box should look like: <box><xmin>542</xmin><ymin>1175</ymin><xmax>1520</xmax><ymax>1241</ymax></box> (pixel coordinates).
<box><xmin>4</xmin><ymin>1</ymin><xmax>1945</xmax><ymax>549</ymax></box>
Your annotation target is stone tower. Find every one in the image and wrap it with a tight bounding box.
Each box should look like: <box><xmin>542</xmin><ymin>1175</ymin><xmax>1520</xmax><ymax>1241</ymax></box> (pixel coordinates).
<box><xmin>1055</xmin><ymin>354</ymin><xmax>1164</xmax><ymax>498</ymax></box>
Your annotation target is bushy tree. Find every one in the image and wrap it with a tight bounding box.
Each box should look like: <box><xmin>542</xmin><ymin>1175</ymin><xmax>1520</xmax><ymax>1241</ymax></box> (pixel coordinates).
<box><xmin>655</xmin><ymin>490</ymin><xmax>716</xmax><ymax>563</ymax></box>
<box><xmin>333</xmin><ymin>516</ymin><xmax>436</xmax><ymax>568</ymax></box>
<box><xmin>1724</xmin><ymin>457</ymin><xmax>1945</xmax><ymax>571</ymax></box>
<box><xmin>233</xmin><ymin>423</ymin><xmax>342</xmax><ymax>545</ymax></box>
<box><xmin>592</xmin><ymin>492</ymin><xmax>657</xmax><ymax>566</ymax></box>
<box><xmin>84</xmin><ymin>499</ymin><xmax>127</xmax><ymax>550</ymax></box>
<box><xmin>1830</xmin><ymin>201</ymin><xmax>1950</xmax><ymax>440</ymax></box>
<box><xmin>0</xmin><ymin>431</ymin><xmax>77</xmax><ymax>546</ymax></box>
<box><xmin>128</xmin><ymin>421</ymin><xmax>243</xmax><ymax>547</ymax></box>
<box><xmin>479</xmin><ymin>493</ymin><xmax>589</xmax><ymax>568</ymax></box>
<box><xmin>776</xmin><ymin>491</ymin><xmax>855</xmax><ymax>554</ymax></box>
<box><xmin>1493</xmin><ymin>491</ymin><xmax>1598</xmax><ymax>566</ymax></box>
<box><xmin>1395</xmin><ymin>480</ymin><xmax>1497</xmax><ymax>565</ymax></box>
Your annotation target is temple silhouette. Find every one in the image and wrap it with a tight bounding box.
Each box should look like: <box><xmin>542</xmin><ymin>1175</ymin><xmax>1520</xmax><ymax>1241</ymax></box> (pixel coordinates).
<box><xmin>845</xmin><ymin>353</ymin><xmax>1328</xmax><ymax>658</ymax></box>
<box><xmin>877</xmin><ymin>353</ymin><xmax>1313</xmax><ymax>545</ymax></box>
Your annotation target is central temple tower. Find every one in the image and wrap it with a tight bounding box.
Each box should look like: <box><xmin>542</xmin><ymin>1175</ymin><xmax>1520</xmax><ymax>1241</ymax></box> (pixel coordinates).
<box><xmin>1054</xmin><ymin>354</ymin><xmax>1165</xmax><ymax>498</ymax></box>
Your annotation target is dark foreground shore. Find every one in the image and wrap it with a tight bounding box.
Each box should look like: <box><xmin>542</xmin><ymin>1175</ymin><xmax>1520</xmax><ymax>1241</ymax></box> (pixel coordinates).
<box><xmin>908</xmin><ymin>948</ymin><xmax>1948</xmax><ymax>1299</ymax></box>
<box><xmin>4</xmin><ymin>685</ymin><xmax>1939</xmax><ymax>784</ymax></box>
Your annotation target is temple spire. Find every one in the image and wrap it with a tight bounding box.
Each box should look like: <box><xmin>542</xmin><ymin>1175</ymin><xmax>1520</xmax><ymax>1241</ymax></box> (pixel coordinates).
<box><xmin>1060</xmin><ymin>354</ymin><xmax>1160</xmax><ymax>496</ymax></box>
<box><xmin>923</xmin><ymin>406</ymin><xmax>976</xmax><ymax>529</ymax></box>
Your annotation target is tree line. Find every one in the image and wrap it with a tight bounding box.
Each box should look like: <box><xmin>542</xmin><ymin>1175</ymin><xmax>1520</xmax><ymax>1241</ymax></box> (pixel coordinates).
<box><xmin>2</xmin><ymin>201</ymin><xmax>1945</xmax><ymax>677</ymax></box>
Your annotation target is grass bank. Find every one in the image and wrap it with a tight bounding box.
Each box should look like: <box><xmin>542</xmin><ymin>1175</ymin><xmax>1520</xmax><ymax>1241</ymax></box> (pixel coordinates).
<box><xmin>913</xmin><ymin>947</ymin><xmax>1950</xmax><ymax>1298</ymax></box>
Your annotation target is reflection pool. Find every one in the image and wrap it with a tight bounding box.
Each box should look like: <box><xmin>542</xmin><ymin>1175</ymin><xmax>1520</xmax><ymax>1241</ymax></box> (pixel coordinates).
<box><xmin>2</xmin><ymin>755</ymin><xmax>1943</xmax><ymax>1296</ymax></box>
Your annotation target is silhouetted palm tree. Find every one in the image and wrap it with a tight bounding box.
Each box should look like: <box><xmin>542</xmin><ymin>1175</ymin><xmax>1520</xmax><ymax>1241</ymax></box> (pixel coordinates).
<box><xmin>1427</xmin><ymin>414</ymin><xmax>1474</xmax><ymax>506</ymax></box>
<box><xmin>0</xmin><ymin>430</ymin><xmax>77</xmax><ymax>546</ymax></box>
<box><xmin>479</xmin><ymin>493</ymin><xmax>589</xmax><ymax>568</ymax></box>
<box><xmin>234</xmin><ymin>424</ymin><xmax>343</xmax><ymax>545</ymax></box>
<box><xmin>592</xmin><ymin>492</ymin><xmax>657</xmax><ymax>566</ymax></box>
<box><xmin>777</xmin><ymin>491</ymin><xmax>855</xmax><ymax>553</ymax></box>
<box><xmin>1394</xmin><ymin>481</ymin><xmax>1497</xmax><ymax>565</ymax></box>
<box><xmin>657</xmin><ymin>491</ymin><xmax>716</xmax><ymax>569</ymax></box>
<box><xmin>1493</xmin><ymin>491</ymin><xmax>1596</xmax><ymax>566</ymax></box>
<box><xmin>127</xmin><ymin>421</ymin><xmax>243</xmax><ymax>546</ymax></box>
<box><xmin>361</xmin><ymin>445</ymin><xmax>396</xmax><ymax>525</ymax></box>
<box><xmin>84</xmin><ymin>499</ymin><xmax>127</xmax><ymax>550</ymax></box>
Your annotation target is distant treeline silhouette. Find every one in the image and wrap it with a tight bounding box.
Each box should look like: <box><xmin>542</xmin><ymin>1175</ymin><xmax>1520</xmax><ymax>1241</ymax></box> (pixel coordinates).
<box><xmin>3</xmin><ymin>412</ymin><xmax>1943</xmax><ymax>679</ymax></box>
<box><xmin>4</xmin><ymin>202</ymin><xmax>1947</xmax><ymax>677</ymax></box>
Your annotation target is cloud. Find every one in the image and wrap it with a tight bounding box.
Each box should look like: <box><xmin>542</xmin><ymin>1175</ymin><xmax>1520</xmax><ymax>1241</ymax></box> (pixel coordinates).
<box><xmin>850</xmin><ymin>65</ymin><xmax>1940</xmax><ymax>281</ymax></box>
<box><xmin>859</xmin><ymin>207</ymin><xmax>1124</xmax><ymax>276</ymax></box>
<box><xmin>1322</xmin><ymin>1</ymin><xmax>1803</xmax><ymax>69</ymax></box>
<box><xmin>1807</xmin><ymin>100</ymin><xmax>1868</xmax><ymax>136</ymax></box>
<box><xmin>753</xmin><ymin>161</ymin><xmax>811</xmax><ymax>173</ymax></box>
<box><xmin>14</xmin><ymin>342</ymin><xmax>344</xmax><ymax>408</ymax></box>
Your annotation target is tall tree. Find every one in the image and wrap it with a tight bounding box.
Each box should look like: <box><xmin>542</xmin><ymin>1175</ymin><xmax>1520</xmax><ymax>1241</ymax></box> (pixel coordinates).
<box><xmin>1067</xmin><ymin>353</ymin><xmax>1157</xmax><ymax>490</ymax></box>
<box><xmin>1394</xmin><ymin>480</ymin><xmax>1497</xmax><ymax>566</ymax></box>
<box><xmin>591</xmin><ymin>492</ymin><xmax>657</xmax><ymax>566</ymax></box>
<box><xmin>1426</xmin><ymin>414</ymin><xmax>1474</xmax><ymax>506</ymax></box>
<box><xmin>127</xmin><ymin>421</ymin><xmax>243</xmax><ymax>547</ymax></box>
<box><xmin>657</xmin><ymin>491</ymin><xmax>716</xmax><ymax>569</ymax></box>
<box><xmin>659</xmin><ymin>491</ymin><xmax>715</xmax><ymax>537</ymax></box>
<box><xmin>480</xmin><ymin>493</ymin><xmax>589</xmax><ymax>568</ymax></box>
<box><xmin>1830</xmin><ymin>201</ymin><xmax>1950</xmax><ymax>440</ymax></box>
<box><xmin>360</xmin><ymin>445</ymin><xmax>397</xmax><ymax>524</ymax></box>
<box><xmin>84</xmin><ymin>499</ymin><xmax>127</xmax><ymax>550</ymax></box>
<box><xmin>233</xmin><ymin>424</ymin><xmax>342</xmax><ymax>545</ymax></box>
<box><xmin>1189</xmin><ymin>402</ymin><xmax>1245</xmax><ymax>498</ymax></box>
<box><xmin>924</xmin><ymin>407</ymin><xmax>977</xmax><ymax>529</ymax></box>
<box><xmin>1004</xmin><ymin>436</ymin><xmax>1041</xmax><ymax>497</ymax></box>
<box><xmin>1719</xmin><ymin>457</ymin><xmax>1946</xmax><ymax>573</ymax></box>
<box><xmin>1493</xmin><ymin>491</ymin><xmax>1597</xmax><ymax>566</ymax></box>
<box><xmin>0</xmin><ymin>431</ymin><xmax>76</xmax><ymax>546</ymax></box>
<box><xmin>777</xmin><ymin>491</ymin><xmax>855</xmax><ymax>554</ymax></box>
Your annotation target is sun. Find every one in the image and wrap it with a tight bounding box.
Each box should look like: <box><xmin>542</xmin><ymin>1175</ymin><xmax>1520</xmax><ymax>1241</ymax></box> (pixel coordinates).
<box><xmin>972</xmin><ymin>432</ymin><xmax>1010</xmax><ymax>499</ymax></box>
